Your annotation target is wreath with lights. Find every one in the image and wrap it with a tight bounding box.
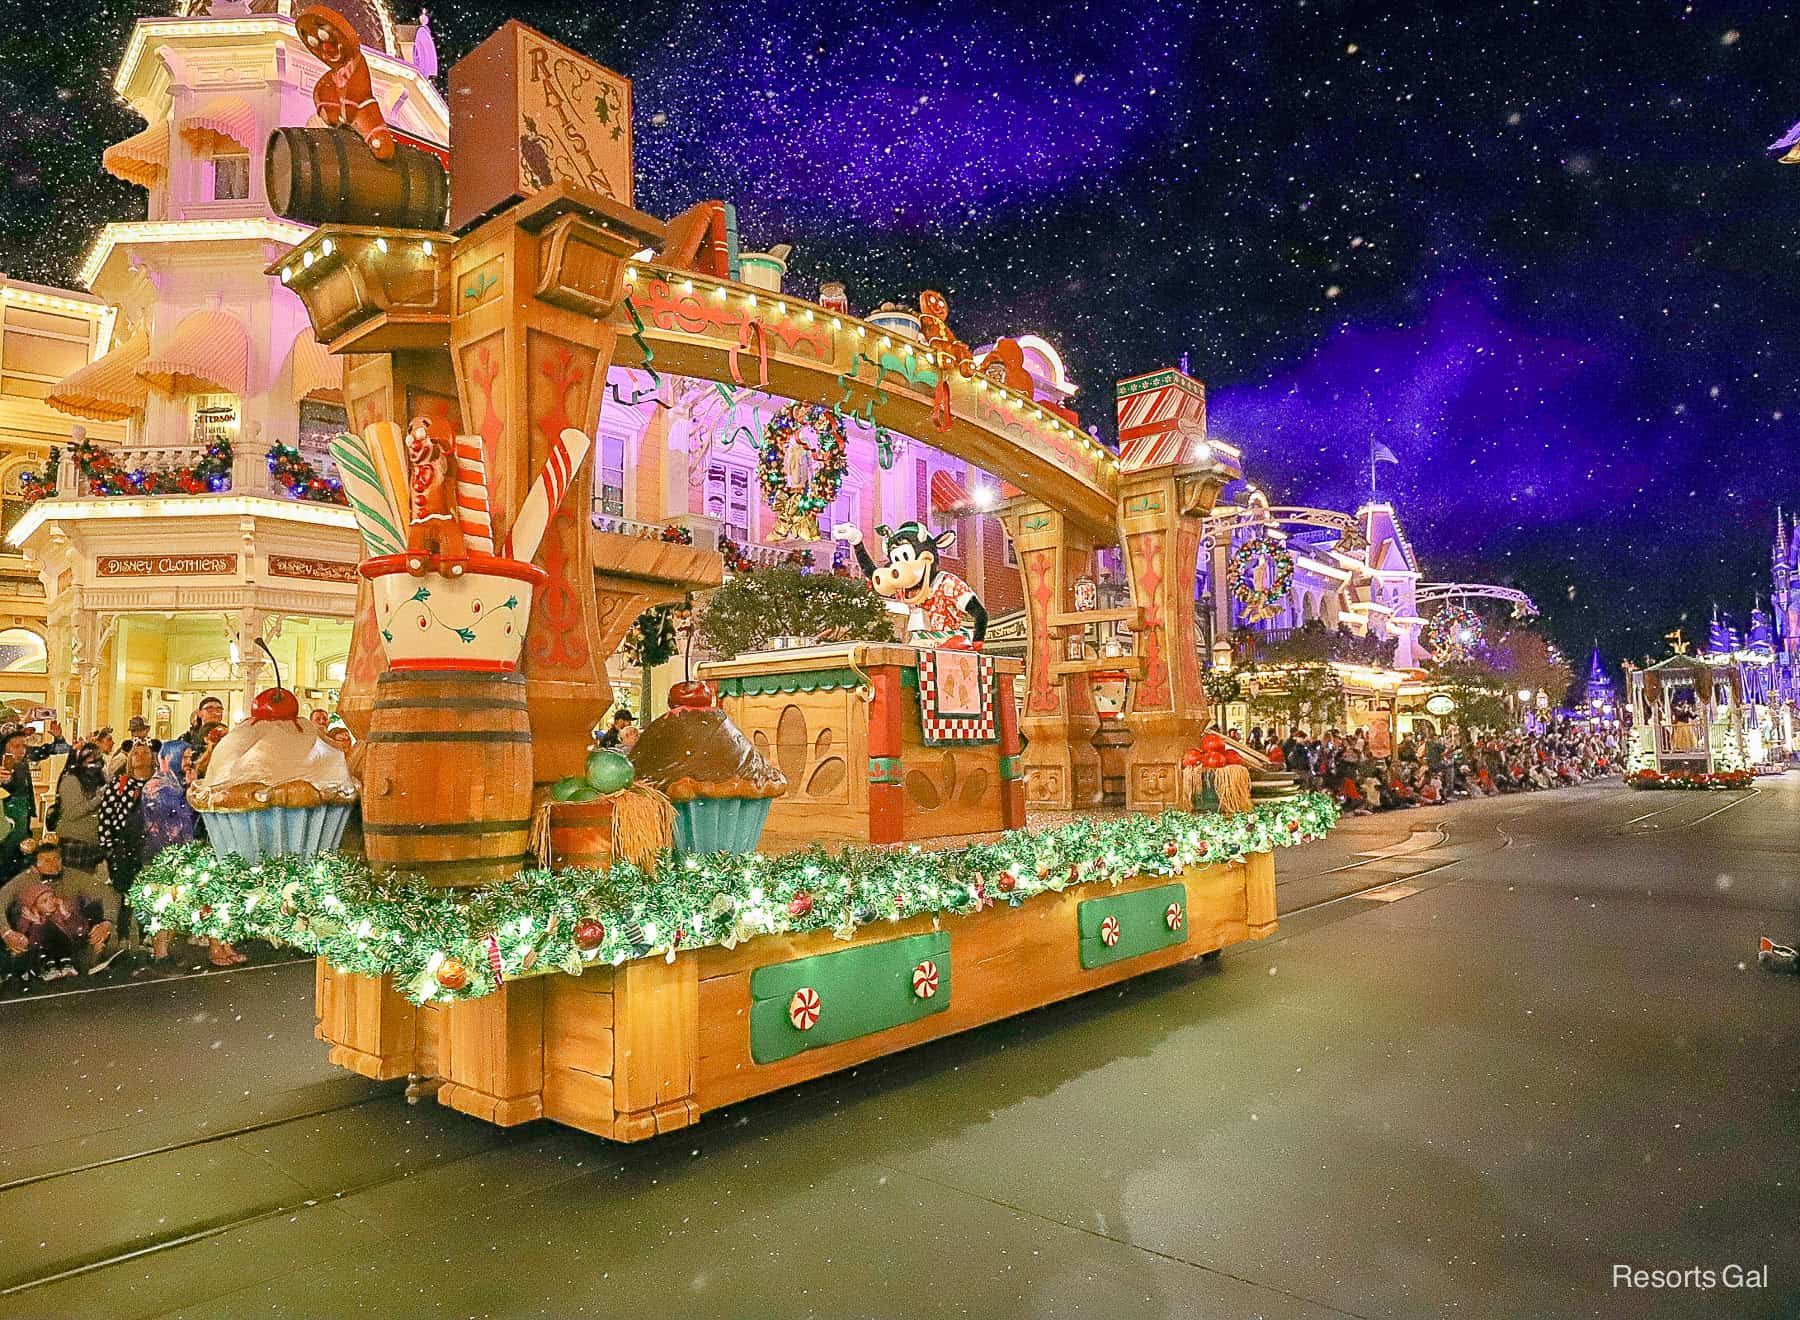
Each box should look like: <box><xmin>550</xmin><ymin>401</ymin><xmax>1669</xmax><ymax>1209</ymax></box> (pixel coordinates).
<box><xmin>757</xmin><ymin>401</ymin><xmax>848</xmax><ymax>541</ymax></box>
<box><xmin>1424</xmin><ymin>604</ymin><xmax>1485</xmax><ymax>660</ymax></box>
<box><xmin>1229</xmin><ymin>534</ymin><xmax>1293</xmax><ymax>622</ymax></box>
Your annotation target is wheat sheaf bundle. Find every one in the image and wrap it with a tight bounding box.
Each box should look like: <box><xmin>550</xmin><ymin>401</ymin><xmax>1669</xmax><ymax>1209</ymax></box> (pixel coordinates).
<box><xmin>530</xmin><ymin>783</ymin><xmax>676</xmax><ymax>870</ymax></box>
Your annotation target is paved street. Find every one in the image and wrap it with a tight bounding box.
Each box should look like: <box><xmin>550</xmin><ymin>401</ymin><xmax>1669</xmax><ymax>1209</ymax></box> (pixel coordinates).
<box><xmin>2</xmin><ymin>778</ymin><xmax>1796</xmax><ymax>1319</ymax></box>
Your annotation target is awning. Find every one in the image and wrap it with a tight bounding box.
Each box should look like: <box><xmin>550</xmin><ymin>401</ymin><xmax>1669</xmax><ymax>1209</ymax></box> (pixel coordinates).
<box><xmin>929</xmin><ymin>470</ymin><xmax>974</xmax><ymax>516</ymax></box>
<box><xmin>285</xmin><ymin>330</ymin><xmax>343</xmax><ymax>403</ymax></box>
<box><xmin>138</xmin><ymin>308</ymin><xmax>249</xmax><ymax>397</ymax></box>
<box><xmin>102</xmin><ymin>121</ymin><xmax>169</xmax><ymax>188</ymax></box>
<box><xmin>45</xmin><ymin>338</ymin><xmax>150</xmax><ymax>421</ymax></box>
<box><xmin>178</xmin><ymin>95</ymin><xmax>257</xmax><ymax>155</ymax></box>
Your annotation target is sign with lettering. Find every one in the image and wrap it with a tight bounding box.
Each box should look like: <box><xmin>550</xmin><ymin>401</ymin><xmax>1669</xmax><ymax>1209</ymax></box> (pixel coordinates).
<box><xmin>267</xmin><ymin>555</ymin><xmax>358</xmax><ymax>585</ymax></box>
<box><xmin>449</xmin><ymin>20</ymin><xmax>633</xmax><ymax>229</ymax></box>
<box><xmin>97</xmin><ymin>554</ymin><xmax>237</xmax><ymax>578</ymax></box>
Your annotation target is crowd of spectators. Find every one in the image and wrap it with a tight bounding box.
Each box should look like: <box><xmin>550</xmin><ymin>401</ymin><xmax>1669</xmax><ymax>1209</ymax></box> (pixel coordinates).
<box><xmin>1240</xmin><ymin>721</ymin><xmax>1621</xmax><ymax>816</ymax></box>
<box><xmin>0</xmin><ymin>701</ymin><xmax>357</xmax><ymax>991</ymax></box>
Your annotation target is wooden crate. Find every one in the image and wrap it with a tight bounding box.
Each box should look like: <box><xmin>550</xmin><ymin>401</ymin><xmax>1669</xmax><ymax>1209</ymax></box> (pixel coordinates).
<box><xmin>314</xmin><ymin>848</ymin><xmax>1278</xmax><ymax>1140</ymax></box>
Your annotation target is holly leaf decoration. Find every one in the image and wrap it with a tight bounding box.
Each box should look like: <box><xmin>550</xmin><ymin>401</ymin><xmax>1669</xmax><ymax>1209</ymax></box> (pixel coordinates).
<box><xmin>410</xmin><ymin>587</ymin><xmax>431</xmax><ymax>604</ymax></box>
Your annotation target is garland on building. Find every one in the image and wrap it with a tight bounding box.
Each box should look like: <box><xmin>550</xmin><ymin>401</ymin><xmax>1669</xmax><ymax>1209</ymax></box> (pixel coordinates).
<box><xmin>16</xmin><ymin>448</ymin><xmax>58</xmax><ymax>503</ymax></box>
<box><xmin>758</xmin><ymin>401</ymin><xmax>848</xmax><ymax>540</ymax></box>
<box><xmin>1423</xmin><ymin>604</ymin><xmax>1485</xmax><ymax>660</ymax></box>
<box><xmin>1202</xmin><ymin>668</ymin><xmax>1244</xmax><ymax>708</ymax></box>
<box><xmin>1229</xmin><ymin>534</ymin><xmax>1293</xmax><ymax>622</ymax></box>
<box><xmin>660</xmin><ymin>523</ymin><xmax>694</xmax><ymax>545</ymax></box>
<box><xmin>36</xmin><ymin>436</ymin><xmax>235</xmax><ymax>497</ymax></box>
<box><xmin>266</xmin><ymin>444</ymin><xmax>348</xmax><ymax>505</ymax></box>
<box><xmin>128</xmin><ymin>794</ymin><xmax>1339</xmax><ymax>1004</ymax></box>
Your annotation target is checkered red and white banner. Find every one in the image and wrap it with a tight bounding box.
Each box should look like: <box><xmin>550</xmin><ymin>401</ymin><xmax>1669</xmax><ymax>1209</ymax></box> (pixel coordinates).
<box><xmin>916</xmin><ymin>649</ymin><xmax>998</xmax><ymax>745</ymax></box>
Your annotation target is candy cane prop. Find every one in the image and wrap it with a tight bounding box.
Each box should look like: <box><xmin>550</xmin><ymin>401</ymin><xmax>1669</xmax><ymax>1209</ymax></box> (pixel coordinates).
<box><xmin>451</xmin><ymin>435</ymin><xmax>494</xmax><ymax>555</ymax></box>
<box><xmin>362</xmin><ymin>420</ymin><xmax>410</xmax><ymax>519</ymax></box>
<box><xmin>506</xmin><ymin>427</ymin><xmax>591</xmax><ymax>564</ymax></box>
<box><xmin>328</xmin><ymin>431</ymin><xmax>405</xmax><ymax>558</ymax></box>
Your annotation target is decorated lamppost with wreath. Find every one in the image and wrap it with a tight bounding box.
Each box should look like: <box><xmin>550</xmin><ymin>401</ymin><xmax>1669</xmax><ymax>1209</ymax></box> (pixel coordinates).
<box><xmin>758</xmin><ymin>401</ymin><xmax>849</xmax><ymax>541</ymax></box>
<box><xmin>1230</xmin><ymin>533</ymin><xmax>1294</xmax><ymax>624</ymax></box>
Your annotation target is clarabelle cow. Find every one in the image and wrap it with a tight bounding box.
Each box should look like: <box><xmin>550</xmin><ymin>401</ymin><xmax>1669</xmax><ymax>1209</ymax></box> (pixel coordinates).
<box><xmin>834</xmin><ymin>520</ymin><xmax>988</xmax><ymax>649</ymax></box>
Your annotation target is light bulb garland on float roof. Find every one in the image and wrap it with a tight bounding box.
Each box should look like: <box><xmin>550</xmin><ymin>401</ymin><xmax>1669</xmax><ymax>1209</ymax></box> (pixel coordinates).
<box><xmin>129</xmin><ymin>795</ymin><xmax>1338</xmax><ymax>1005</ymax></box>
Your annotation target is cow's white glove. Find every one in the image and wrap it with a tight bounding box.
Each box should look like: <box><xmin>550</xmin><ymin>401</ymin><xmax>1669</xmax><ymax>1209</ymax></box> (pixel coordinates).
<box><xmin>831</xmin><ymin>522</ymin><xmax>862</xmax><ymax>546</ymax></box>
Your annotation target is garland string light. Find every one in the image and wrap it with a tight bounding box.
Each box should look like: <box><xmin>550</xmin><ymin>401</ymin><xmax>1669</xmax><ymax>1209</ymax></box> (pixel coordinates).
<box><xmin>28</xmin><ymin>436</ymin><xmax>234</xmax><ymax>497</ymax></box>
<box><xmin>130</xmin><ymin>795</ymin><xmax>1339</xmax><ymax>1004</ymax></box>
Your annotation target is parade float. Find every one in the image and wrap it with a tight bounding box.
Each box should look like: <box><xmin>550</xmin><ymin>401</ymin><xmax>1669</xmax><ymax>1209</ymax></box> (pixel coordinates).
<box><xmin>1623</xmin><ymin>639</ymin><xmax>1753</xmax><ymax>789</ymax></box>
<box><xmin>130</xmin><ymin>9</ymin><xmax>1335</xmax><ymax>1142</ymax></box>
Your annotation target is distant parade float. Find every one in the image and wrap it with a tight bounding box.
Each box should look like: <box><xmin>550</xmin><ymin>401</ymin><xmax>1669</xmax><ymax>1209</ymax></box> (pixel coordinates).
<box><xmin>1624</xmin><ymin>624</ymin><xmax>1792</xmax><ymax>787</ymax></box>
<box><xmin>129</xmin><ymin>6</ymin><xmax>1335</xmax><ymax>1142</ymax></box>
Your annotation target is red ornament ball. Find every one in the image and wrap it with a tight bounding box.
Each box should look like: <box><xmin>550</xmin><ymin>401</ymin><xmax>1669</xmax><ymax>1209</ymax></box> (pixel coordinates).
<box><xmin>1163</xmin><ymin>841</ymin><xmax>1180</xmax><ymax>858</ymax></box>
<box><xmin>787</xmin><ymin>892</ymin><xmax>814</xmax><ymax>918</ymax></box>
<box><xmin>573</xmin><ymin>919</ymin><xmax>605</xmax><ymax>951</ymax></box>
<box><xmin>997</xmin><ymin>872</ymin><xmax>1017</xmax><ymax>893</ymax></box>
<box><xmin>435</xmin><ymin>957</ymin><xmax>469</xmax><ymax>991</ymax></box>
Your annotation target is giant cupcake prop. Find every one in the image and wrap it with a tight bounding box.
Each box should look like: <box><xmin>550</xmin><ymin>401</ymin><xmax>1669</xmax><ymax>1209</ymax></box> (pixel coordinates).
<box><xmin>629</xmin><ymin>680</ymin><xmax>786</xmax><ymax>854</ymax></box>
<box><xmin>189</xmin><ymin>644</ymin><xmax>357</xmax><ymax>860</ymax></box>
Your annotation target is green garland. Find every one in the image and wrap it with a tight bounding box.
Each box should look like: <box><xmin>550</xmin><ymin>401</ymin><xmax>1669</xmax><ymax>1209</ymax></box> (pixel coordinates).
<box><xmin>130</xmin><ymin>795</ymin><xmax>1338</xmax><ymax>1005</ymax></box>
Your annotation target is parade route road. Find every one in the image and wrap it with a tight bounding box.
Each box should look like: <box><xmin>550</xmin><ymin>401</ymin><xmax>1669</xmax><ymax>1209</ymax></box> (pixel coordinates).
<box><xmin>1</xmin><ymin>776</ymin><xmax>1795</xmax><ymax>1319</ymax></box>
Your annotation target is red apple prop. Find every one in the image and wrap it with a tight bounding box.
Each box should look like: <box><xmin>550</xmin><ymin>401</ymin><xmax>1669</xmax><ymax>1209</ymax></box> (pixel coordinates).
<box><xmin>1199</xmin><ymin>731</ymin><xmax>1226</xmax><ymax>753</ymax></box>
<box><xmin>1181</xmin><ymin>747</ymin><xmax>1204</xmax><ymax>768</ymax></box>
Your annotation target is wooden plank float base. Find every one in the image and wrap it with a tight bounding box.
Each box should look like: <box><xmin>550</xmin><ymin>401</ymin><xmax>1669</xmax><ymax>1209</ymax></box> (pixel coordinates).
<box><xmin>314</xmin><ymin>849</ymin><xmax>1278</xmax><ymax>1140</ymax></box>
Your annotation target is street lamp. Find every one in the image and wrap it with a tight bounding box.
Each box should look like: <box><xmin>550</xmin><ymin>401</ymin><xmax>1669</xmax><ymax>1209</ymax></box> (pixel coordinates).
<box><xmin>1517</xmin><ymin>687</ymin><xmax>1533</xmax><ymax>702</ymax></box>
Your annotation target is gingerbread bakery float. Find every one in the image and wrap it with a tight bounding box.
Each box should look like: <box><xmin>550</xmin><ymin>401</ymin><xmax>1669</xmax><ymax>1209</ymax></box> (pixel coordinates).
<box><xmin>131</xmin><ymin>8</ymin><xmax>1336</xmax><ymax>1142</ymax></box>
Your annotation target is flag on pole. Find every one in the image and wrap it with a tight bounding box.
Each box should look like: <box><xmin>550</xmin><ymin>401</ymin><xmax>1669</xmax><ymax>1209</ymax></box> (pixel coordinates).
<box><xmin>1372</xmin><ymin>442</ymin><xmax>1399</xmax><ymax>466</ymax></box>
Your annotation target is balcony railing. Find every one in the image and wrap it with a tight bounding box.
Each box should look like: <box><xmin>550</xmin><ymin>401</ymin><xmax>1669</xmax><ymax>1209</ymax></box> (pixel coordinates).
<box><xmin>29</xmin><ymin>432</ymin><xmax>344</xmax><ymax>506</ymax></box>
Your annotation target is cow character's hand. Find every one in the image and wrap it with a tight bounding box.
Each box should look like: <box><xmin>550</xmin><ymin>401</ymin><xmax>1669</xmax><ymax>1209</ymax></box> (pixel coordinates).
<box><xmin>830</xmin><ymin>522</ymin><xmax>862</xmax><ymax>546</ymax></box>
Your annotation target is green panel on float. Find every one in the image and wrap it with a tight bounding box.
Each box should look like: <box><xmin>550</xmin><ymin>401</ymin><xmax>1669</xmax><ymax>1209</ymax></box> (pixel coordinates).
<box><xmin>749</xmin><ymin>931</ymin><xmax>950</xmax><ymax>1064</ymax></box>
<box><xmin>1077</xmin><ymin>882</ymin><xmax>1190</xmax><ymax>969</ymax></box>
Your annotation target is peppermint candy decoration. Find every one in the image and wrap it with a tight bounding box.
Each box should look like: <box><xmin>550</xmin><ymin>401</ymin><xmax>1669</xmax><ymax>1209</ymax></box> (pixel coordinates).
<box><xmin>788</xmin><ymin>986</ymin><xmax>821</xmax><ymax>1031</ymax></box>
<box><xmin>1165</xmin><ymin>902</ymin><xmax>1184</xmax><ymax>931</ymax></box>
<box><xmin>912</xmin><ymin>959</ymin><xmax>939</xmax><ymax>999</ymax></box>
<box><xmin>482</xmin><ymin>933</ymin><xmax>505</xmax><ymax>986</ymax></box>
<box><xmin>1100</xmin><ymin>914</ymin><xmax>1121</xmax><ymax>947</ymax></box>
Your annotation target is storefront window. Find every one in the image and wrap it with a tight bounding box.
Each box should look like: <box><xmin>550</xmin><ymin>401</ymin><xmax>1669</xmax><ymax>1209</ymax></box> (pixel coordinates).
<box><xmin>0</xmin><ymin>627</ymin><xmax>47</xmax><ymax>674</ymax></box>
<box><xmin>211</xmin><ymin>153</ymin><xmax>251</xmax><ymax>201</ymax></box>
<box><xmin>595</xmin><ymin>433</ymin><xmax>626</xmax><ymax>517</ymax></box>
<box><xmin>298</xmin><ymin>399</ymin><xmax>349</xmax><ymax>450</ymax></box>
<box><xmin>705</xmin><ymin>463</ymin><xmax>751</xmax><ymax>542</ymax></box>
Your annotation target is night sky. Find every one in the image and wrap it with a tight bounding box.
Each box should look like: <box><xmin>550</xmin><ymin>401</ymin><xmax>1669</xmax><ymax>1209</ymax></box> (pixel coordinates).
<box><xmin>5</xmin><ymin>0</ymin><xmax>1799</xmax><ymax>668</ymax></box>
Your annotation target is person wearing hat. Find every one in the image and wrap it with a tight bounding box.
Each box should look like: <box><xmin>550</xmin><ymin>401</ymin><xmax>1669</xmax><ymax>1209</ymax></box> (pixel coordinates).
<box><xmin>107</xmin><ymin>717</ymin><xmax>160</xmax><ymax>779</ymax></box>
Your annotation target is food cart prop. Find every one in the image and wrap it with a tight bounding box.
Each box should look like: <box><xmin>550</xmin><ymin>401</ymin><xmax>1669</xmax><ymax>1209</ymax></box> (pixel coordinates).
<box><xmin>123</xmin><ymin>7</ymin><xmax>1342</xmax><ymax>1142</ymax></box>
<box><xmin>1624</xmin><ymin>651</ymin><xmax>1752</xmax><ymax>788</ymax></box>
<box><xmin>696</xmin><ymin>642</ymin><xmax>1025</xmax><ymax>852</ymax></box>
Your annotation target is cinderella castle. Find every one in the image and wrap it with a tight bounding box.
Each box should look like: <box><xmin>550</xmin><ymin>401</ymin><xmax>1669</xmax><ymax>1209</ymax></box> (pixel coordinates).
<box><xmin>1771</xmin><ymin>511</ymin><xmax>1800</xmax><ymax>704</ymax></box>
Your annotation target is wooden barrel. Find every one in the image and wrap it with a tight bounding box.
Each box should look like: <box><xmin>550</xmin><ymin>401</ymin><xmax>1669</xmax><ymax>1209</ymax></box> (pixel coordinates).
<box><xmin>361</xmin><ymin>671</ymin><xmax>533</xmax><ymax>887</ymax></box>
<box><xmin>546</xmin><ymin>797</ymin><xmax>616</xmax><ymax>871</ymax></box>
<box><xmin>266</xmin><ymin>126</ymin><xmax>448</xmax><ymax>231</ymax></box>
